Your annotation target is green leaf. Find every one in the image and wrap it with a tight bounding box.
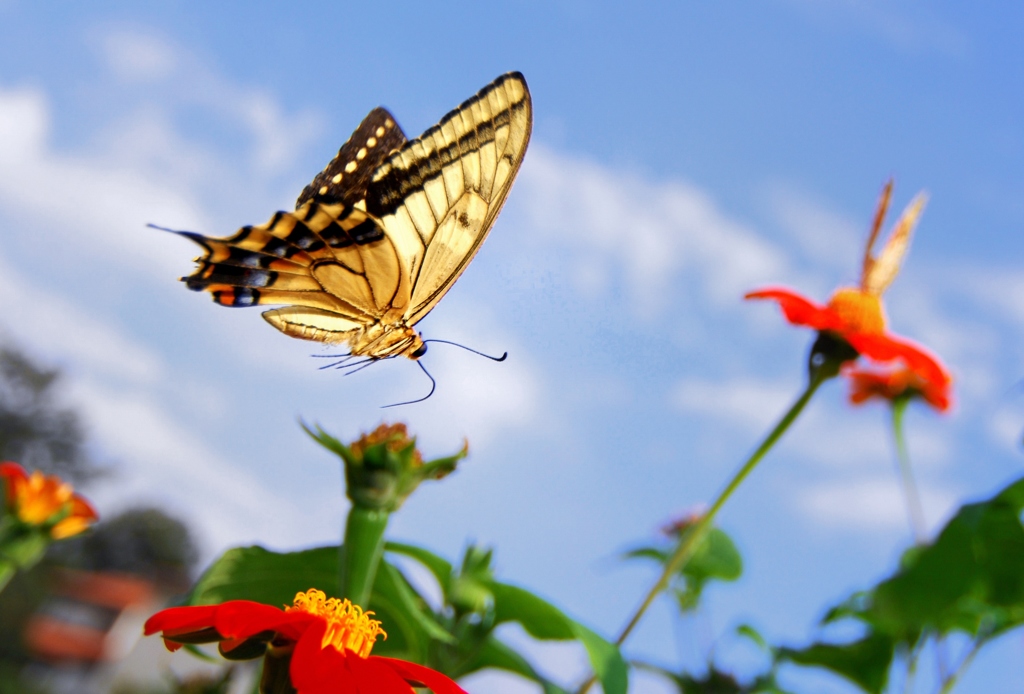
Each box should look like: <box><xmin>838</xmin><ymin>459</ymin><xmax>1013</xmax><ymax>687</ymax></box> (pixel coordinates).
<box><xmin>487</xmin><ymin>581</ymin><xmax>628</xmax><ymax>694</ymax></box>
<box><xmin>686</xmin><ymin>528</ymin><xmax>743</xmax><ymax>584</ymax></box>
<box><xmin>622</xmin><ymin>546</ymin><xmax>670</xmax><ymax>563</ymax></box>
<box><xmin>572</xmin><ymin>622</ymin><xmax>629</xmax><ymax>694</ymax></box>
<box><xmin>865</xmin><ymin>475</ymin><xmax>1024</xmax><ymax>638</ymax></box>
<box><xmin>736</xmin><ymin>624</ymin><xmax>768</xmax><ymax>651</ymax></box>
<box><xmin>779</xmin><ymin>632</ymin><xmax>894</xmax><ymax>694</ymax></box>
<box><xmin>374</xmin><ymin>560</ymin><xmax>455</xmax><ymax>645</ymax></box>
<box><xmin>189</xmin><ymin>545</ymin><xmax>339</xmax><ymax>607</ymax></box>
<box><xmin>385</xmin><ymin>541</ymin><xmax>453</xmax><ymax>595</ymax></box>
<box><xmin>624</xmin><ymin>528</ymin><xmax>742</xmax><ymax>608</ymax></box>
<box><xmin>489</xmin><ymin>582</ymin><xmax>575</xmax><ymax>640</ymax></box>
<box><xmin>458</xmin><ymin>636</ymin><xmax>569</xmax><ymax>694</ymax></box>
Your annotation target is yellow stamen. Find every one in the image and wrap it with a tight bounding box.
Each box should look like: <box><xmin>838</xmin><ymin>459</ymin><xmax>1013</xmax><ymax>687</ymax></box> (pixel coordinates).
<box><xmin>286</xmin><ymin>589</ymin><xmax>386</xmax><ymax>658</ymax></box>
<box><xmin>827</xmin><ymin>287</ymin><xmax>887</xmax><ymax>335</ymax></box>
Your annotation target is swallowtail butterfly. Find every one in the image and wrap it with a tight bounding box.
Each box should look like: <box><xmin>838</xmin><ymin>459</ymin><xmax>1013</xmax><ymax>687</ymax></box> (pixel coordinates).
<box><xmin>176</xmin><ymin>72</ymin><xmax>532</xmax><ymax>362</ymax></box>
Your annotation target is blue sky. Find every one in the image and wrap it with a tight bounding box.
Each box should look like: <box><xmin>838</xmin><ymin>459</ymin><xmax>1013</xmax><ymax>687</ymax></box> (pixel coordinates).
<box><xmin>0</xmin><ymin>2</ymin><xmax>1022</xmax><ymax>692</ymax></box>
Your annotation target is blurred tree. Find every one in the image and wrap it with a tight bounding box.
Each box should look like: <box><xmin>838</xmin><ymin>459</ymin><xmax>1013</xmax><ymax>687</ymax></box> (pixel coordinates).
<box><xmin>52</xmin><ymin>507</ymin><xmax>199</xmax><ymax>588</ymax></box>
<box><xmin>0</xmin><ymin>342</ymin><xmax>201</xmax><ymax>691</ymax></box>
<box><xmin>0</xmin><ymin>346</ymin><xmax>98</xmax><ymax>484</ymax></box>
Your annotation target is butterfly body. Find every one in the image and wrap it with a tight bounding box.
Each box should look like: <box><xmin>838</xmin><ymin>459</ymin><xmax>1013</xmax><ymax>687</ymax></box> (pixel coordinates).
<box><xmin>179</xmin><ymin>72</ymin><xmax>532</xmax><ymax>361</ymax></box>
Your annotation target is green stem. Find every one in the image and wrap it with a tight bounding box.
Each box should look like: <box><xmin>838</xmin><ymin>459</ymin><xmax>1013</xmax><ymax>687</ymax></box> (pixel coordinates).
<box><xmin>617</xmin><ymin>370</ymin><xmax>826</xmax><ymax>647</ymax></box>
<box><xmin>939</xmin><ymin>636</ymin><xmax>985</xmax><ymax>694</ymax></box>
<box><xmin>340</xmin><ymin>507</ymin><xmax>389</xmax><ymax>606</ymax></box>
<box><xmin>891</xmin><ymin>397</ymin><xmax>926</xmax><ymax>543</ymax></box>
<box><xmin>576</xmin><ymin>368</ymin><xmax>828</xmax><ymax>694</ymax></box>
<box><xmin>0</xmin><ymin>561</ymin><xmax>14</xmax><ymax>595</ymax></box>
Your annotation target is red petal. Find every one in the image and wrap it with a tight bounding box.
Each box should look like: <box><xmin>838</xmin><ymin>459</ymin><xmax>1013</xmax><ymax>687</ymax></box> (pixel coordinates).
<box><xmin>745</xmin><ymin>287</ymin><xmax>844</xmax><ymax>331</ymax></box>
<box><xmin>373</xmin><ymin>657</ymin><xmax>469</xmax><ymax>694</ymax></box>
<box><xmin>0</xmin><ymin>462</ymin><xmax>27</xmax><ymax>505</ymax></box>
<box><xmin>214</xmin><ymin>601</ymin><xmax>314</xmax><ymax>640</ymax></box>
<box><xmin>845</xmin><ymin>332</ymin><xmax>951</xmax><ymax>393</ymax></box>
<box><xmin>144</xmin><ymin>605</ymin><xmax>219</xmax><ymax>635</ymax></box>
<box><xmin>349</xmin><ymin>653</ymin><xmax>416</xmax><ymax>694</ymax></box>
<box><xmin>0</xmin><ymin>461</ymin><xmax>27</xmax><ymax>481</ymax></box>
<box><xmin>69</xmin><ymin>495</ymin><xmax>99</xmax><ymax>522</ymax></box>
<box><xmin>290</xmin><ymin>622</ymin><xmax>356</xmax><ymax>694</ymax></box>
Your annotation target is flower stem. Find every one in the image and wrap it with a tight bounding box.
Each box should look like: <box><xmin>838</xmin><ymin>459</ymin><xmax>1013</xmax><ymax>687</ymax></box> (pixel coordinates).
<box><xmin>340</xmin><ymin>507</ymin><xmax>389</xmax><ymax>606</ymax></box>
<box><xmin>939</xmin><ymin>636</ymin><xmax>985</xmax><ymax>694</ymax></box>
<box><xmin>576</xmin><ymin>368</ymin><xmax>828</xmax><ymax>693</ymax></box>
<box><xmin>625</xmin><ymin>371</ymin><xmax>825</xmax><ymax>642</ymax></box>
<box><xmin>890</xmin><ymin>397</ymin><xmax>926</xmax><ymax>543</ymax></box>
<box><xmin>0</xmin><ymin>561</ymin><xmax>14</xmax><ymax>595</ymax></box>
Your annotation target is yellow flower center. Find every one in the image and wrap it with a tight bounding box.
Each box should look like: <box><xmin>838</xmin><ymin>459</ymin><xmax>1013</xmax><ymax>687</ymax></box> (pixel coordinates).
<box><xmin>827</xmin><ymin>287</ymin><xmax>887</xmax><ymax>335</ymax></box>
<box><xmin>15</xmin><ymin>471</ymin><xmax>74</xmax><ymax>525</ymax></box>
<box><xmin>286</xmin><ymin>589</ymin><xmax>386</xmax><ymax>658</ymax></box>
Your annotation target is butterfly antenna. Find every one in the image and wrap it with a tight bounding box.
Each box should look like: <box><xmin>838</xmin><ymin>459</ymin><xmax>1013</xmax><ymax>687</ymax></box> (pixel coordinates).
<box><xmin>422</xmin><ymin>339</ymin><xmax>508</xmax><ymax>362</ymax></box>
<box><xmin>382</xmin><ymin>361</ymin><xmax>437</xmax><ymax>408</ymax></box>
<box><xmin>147</xmin><ymin>223</ymin><xmax>194</xmax><ymax>235</ymax></box>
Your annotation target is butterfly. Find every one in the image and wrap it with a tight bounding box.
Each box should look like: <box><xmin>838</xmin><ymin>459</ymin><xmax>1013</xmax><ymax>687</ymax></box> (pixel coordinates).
<box><xmin>175</xmin><ymin>72</ymin><xmax>532</xmax><ymax>365</ymax></box>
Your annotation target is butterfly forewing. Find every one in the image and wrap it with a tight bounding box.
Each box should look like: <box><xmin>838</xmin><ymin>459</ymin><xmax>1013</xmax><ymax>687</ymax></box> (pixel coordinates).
<box><xmin>296</xmin><ymin>107</ymin><xmax>408</xmax><ymax>208</ymax></box>
<box><xmin>368</xmin><ymin>72</ymin><xmax>532</xmax><ymax>324</ymax></box>
<box><xmin>177</xmin><ymin>72</ymin><xmax>531</xmax><ymax>359</ymax></box>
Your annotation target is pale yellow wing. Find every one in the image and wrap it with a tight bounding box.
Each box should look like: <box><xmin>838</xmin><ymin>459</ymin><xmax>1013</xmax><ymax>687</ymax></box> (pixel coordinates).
<box><xmin>863</xmin><ymin>192</ymin><xmax>927</xmax><ymax>296</ymax></box>
<box><xmin>365</xmin><ymin>72</ymin><xmax>532</xmax><ymax>325</ymax></box>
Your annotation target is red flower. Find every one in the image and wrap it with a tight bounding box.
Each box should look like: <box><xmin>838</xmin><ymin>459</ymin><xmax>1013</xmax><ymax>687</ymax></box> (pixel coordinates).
<box><xmin>145</xmin><ymin>589</ymin><xmax>466</xmax><ymax>694</ymax></box>
<box><xmin>745</xmin><ymin>181</ymin><xmax>951</xmax><ymax>396</ymax></box>
<box><xmin>846</xmin><ymin>366</ymin><xmax>951</xmax><ymax>412</ymax></box>
<box><xmin>0</xmin><ymin>462</ymin><xmax>98</xmax><ymax>539</ymax></box>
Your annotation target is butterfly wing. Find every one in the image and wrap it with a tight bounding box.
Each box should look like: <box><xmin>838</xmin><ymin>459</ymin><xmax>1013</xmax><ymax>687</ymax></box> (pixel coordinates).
<box><xmin>366</xmin><ymin>71</ymin><xmax>532</xmax><ymax>325</ymax></box>
<box><xmin>296</xmin><ymin>107</ymin><xmax>408</xmax><ymax>208</ymax></box>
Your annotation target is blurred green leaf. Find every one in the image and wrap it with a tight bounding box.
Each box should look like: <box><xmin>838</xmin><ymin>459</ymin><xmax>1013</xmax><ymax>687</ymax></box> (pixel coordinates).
<box><xmin>635</xmin><ymin>660</ymin><xmax>790</xmax><ymax>694</ymax></box>
<box><xmin>864</xmin><ymin>475</ymin><xmax>1024</xmax><ymax>638</ymax></box>
<box><xmin>779</xmin><ymin>633</ymin><xmax>894</xmax><ymax>694</ymax></box>
<box><xmin>385</xmin><ymin>541</ymin><xmax>453</xmax><ymax>594</ymax></box>
<box><xmin>626</xmin><ymin>527</ymin><xmax>742</xmax><ymax>613</ymax></box>
<box><xmin>487</xmin><ymin>580</ymin><xmax>628</xmax><ymax>694</ymax></box>
<box><xmin>458</xmin><ymin>636</ymin><xmax>569</xmax><ymax>694</ymax></box>
<box><xmin>489</xmin><ymin>582</ymin><xmax>575</xmax><ymax>640</ymax></box>
<box><xmin>735</xmin><ymin>624</ymin><xmax>768</xmax><ymax>651</ymax></box>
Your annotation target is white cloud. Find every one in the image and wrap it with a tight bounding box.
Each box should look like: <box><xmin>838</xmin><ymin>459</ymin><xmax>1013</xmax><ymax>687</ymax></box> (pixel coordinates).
<box><xmin>781</xmin><ymin>0</ymin><xmax>970</xmax><ymax>56</ymax></box>
<box><xmin>798</xmin><ymin>476</ymin><xmax>958</xmax><ymax>533</ymax></box>
<box><xmin>70</xmin><ymin>377</ymin><xmax>323</xmax><ymax>556</ymax></box>
<box><xmin>518</xmin><ymin>147</ymin><xmax>789</xmax><ymax>314</ymax></box>
<box><xmin>760</xmin><ymin>182</ymin><xmax>862</xmax><ymax>277</ymax></box>
<box><xmin>673</xmin><ymin>378</ymin><xmax>794</xmax><ymax>434</ymax></box>
<box><xmin>0</xmin><ymin>252</ymin><xmax>163</xmax><ymax>385</ymax></box>
<box><xmin>0</xmin><ymin>84</ymin><xmax>208</xmax><ymax>275</ymax></box>
<box><xmin>94</xmin><ymin>27</ymin><xmax>179</xmax><ymax>83</ymax></box>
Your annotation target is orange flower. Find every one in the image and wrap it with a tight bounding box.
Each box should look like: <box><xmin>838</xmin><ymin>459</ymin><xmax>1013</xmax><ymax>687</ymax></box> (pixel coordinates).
<box><xmin>145</xmin><ymin>589</ymin><xmax>466</xmax><ymax>694</ymax></box>
<box><xmin>746</xmin><ymin>181</ymin><xmax>951</xmax><ymax>394</ymax></box>
<box><xmin>0</xmin><ymin>462</ymin><xmax>98</xmax><ymax>539</ymax></box>
<box><xmin>847</xmin><ymin>366</ymin><xmax>951</xmax><ymax>412</ymax></box>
